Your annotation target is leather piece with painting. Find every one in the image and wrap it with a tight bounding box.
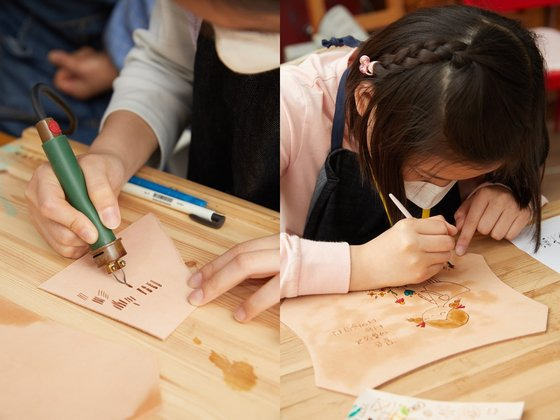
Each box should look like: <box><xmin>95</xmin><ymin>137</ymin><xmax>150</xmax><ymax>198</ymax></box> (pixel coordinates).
<box><xmin>281</xmin><ymin>253</ymin><xmax>548</xmax><ymax>395</ymax></box>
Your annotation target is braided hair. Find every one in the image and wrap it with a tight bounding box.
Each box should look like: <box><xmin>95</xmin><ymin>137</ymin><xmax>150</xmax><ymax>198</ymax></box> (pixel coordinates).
<box><xmin>373</xmin><ymin>39</ymin><xmax>470</xmax><ymax>78</ymax></box>
<box><xmin>345</xmin><ymin>5</ymin><xmax>548</xmax><ymax>249</ymax></box>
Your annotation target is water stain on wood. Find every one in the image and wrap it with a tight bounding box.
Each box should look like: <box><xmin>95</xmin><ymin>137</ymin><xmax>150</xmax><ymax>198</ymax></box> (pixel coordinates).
<box><xmin>208</xmin><ymin>351</ymin><xmax>256</xmax><ymax>391</ymax></box>
<box><xmin>193</xmin><ymin>337</ymin><xmax>202</xmax><ymax>345</ymax></box>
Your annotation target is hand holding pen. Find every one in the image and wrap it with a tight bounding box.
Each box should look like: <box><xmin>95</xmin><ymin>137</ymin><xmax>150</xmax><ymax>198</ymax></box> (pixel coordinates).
<box><xmin>27</xmin><ymin>152</ymin><xmax>225</xmax><ymax>261</ymax></box>
<box><xmin>26</xmin><ymin>106</ymin><xmax>225</xmax><ymax>260</ymax></box>
<box><xmin>348</xmin><ymin>194</ymin><xmax>457</xmax><ymax>291</ymax></box>
<box><xmin>389</xmin><ymin>194</ymin><xmax>454</xmax><ymax>269</ymax></box>
<box><xmin>26</xmin><ymin>150</ymin><xmax>127</xmax><ymax>259</ymax></box>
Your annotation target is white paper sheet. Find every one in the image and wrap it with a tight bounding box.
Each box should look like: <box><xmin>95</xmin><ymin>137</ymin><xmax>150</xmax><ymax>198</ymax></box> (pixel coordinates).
<box><xmin>511</xmin><ymin>215</ymin><xmax>560</xmax><ymax>274</ymax></box>
<box><xmin>348</xmin><ymin>389</ymin><xmax>524</xmax><ymax>420</ymax></box>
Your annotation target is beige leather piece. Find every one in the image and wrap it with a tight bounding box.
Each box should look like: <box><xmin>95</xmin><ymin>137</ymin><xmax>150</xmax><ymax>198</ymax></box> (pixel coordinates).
<box><xmin>281</xmin><ymin>253</ymin><xmax>548</xmax><ymax>395</ymax></box>
<box><xmin>0</xmin><ymin>297</ymin><xmax>161</xmax><ymax>419</ymax></box>
<box><xmin>40</xmin><ymin>213</ymin><xmax>195</xmax><ymax>340</ymax></box>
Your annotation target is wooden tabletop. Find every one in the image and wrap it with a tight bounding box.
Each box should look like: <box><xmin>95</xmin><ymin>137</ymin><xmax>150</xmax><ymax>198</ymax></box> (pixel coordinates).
<box><xmin>0</xmin><ymin>129</ymin><xmax>279</xmax><ymax>419</ymax></box>
<box><xmin>0</xmin><ymin>131</ymin><xmax>14</xmax><ymax>146</ymax></box>
<box><xmin>281</xmin><ymin>201</ymin><xmax>560</xmax><ymax>419</ymax></box>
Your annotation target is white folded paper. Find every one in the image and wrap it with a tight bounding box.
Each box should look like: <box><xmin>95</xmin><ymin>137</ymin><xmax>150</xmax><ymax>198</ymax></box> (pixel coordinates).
<box><xmin>348</xmin><ymin>389</ymin><xmax>523</xmax><ymax>420</ymax></box>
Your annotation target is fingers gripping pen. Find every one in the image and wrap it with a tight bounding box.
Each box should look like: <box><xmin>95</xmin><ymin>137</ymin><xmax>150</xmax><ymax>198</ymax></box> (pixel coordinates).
<box><xmin>32</xmin><ymin>84</ymin><xmax>129</xmax><ymax>286</ymax></box>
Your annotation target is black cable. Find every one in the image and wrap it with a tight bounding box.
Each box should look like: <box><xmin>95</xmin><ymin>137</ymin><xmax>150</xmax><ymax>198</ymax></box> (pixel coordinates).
<box><xmin>0</xmin><ymin>106</ymin><xmax>37</xmax><ymax>124</ymax></box>
<box><xmin>30</xmin><ymin>83</ymin><xmax>77</xmax><ymax>135</ymax></box>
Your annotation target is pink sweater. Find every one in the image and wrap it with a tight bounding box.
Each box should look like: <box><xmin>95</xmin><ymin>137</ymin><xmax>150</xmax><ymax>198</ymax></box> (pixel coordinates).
<box><xmin>280</xmin><ymin>48</ymin><xmax>356</xmax><ymax>298</ymax></box>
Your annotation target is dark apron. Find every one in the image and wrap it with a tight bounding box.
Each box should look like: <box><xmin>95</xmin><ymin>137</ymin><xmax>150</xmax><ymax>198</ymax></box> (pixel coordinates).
<box><xmin>188</xmin><ymin>22</ymin><xmax>279</xmax><ymax>211</ymax></box>
<box><xmin>302</xmin><ymin>65</ymin><xmax>460</xmax><ymax>245</ymax></box>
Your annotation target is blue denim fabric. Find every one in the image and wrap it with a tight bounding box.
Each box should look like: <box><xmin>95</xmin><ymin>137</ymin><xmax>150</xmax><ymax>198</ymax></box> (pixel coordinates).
<box><xmin>0</xmin><ymin>0</ymin><xmax>116</xmax><ymax>144</ymax></box>
<box><xmin>104</xmin><ymin>0</ymin><xmax>154</xmax><ymax>70</ymax></box>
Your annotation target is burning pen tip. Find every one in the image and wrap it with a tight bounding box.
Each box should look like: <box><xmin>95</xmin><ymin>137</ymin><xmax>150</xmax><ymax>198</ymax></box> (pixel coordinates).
<box><xmin>112</xmin><ymin>269</ymin><xmax>131</xmax><ymax>287</ymax></box>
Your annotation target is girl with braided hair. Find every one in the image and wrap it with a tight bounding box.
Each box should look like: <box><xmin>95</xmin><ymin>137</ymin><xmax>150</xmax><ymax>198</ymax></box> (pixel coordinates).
<box><xmin>280</xmin><ymin>5</ymin><xmax>549</xmax><ymax>297</ymax></box>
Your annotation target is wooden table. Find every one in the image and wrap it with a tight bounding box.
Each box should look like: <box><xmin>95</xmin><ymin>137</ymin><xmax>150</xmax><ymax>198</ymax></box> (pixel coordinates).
<box><xmin>281</xmin><ymin>201</ymin><xmax>560</xmax><ymax>419</ymax></box>
<box><xmin>0</xmin><ymin>129</ymin><xmax>280</xmax><ymax>419</ymax></box>
<box><xmin>0</xmin><ymin>131</ymin><xmax>14</xmax><ymax>146</ymax></box>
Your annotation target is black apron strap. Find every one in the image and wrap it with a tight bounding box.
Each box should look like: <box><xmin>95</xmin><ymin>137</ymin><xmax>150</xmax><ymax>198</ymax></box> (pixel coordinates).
<box><xmin>321</xmin><ymin>35</ymin><xmax>361</xmax><ymax>152</ymax></box>
<box><xmin>331</xmin><ymin>68</ymin><xmax>349</xmax><ymax>151</ymax></box>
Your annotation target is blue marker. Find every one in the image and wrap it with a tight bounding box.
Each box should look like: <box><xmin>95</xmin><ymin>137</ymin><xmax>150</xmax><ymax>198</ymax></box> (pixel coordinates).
<box><xmin>129</xmin><ymin>176</ymin><xmax>207</xmax><ymax>207</ymax></box>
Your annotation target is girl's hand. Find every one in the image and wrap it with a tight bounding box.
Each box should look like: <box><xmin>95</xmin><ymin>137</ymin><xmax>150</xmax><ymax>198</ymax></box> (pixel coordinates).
<box><xmin>187</xmin><ymin>235</ymin><xmax>279</xmax><ymax>322</ymax></box>
<box><xmin>454</xmin><ymin>185</ymin><xmax>531</xmax><ymax>255</ymax></box>
<box><xmin>350</xmin><ymin>216</ymin><xmax>457</xmax><ymax>291</ymax></box>
<box><xmin>25</xmin><ymin>152</ymin><xmax>126</xmax><ymax>258</ymax></box>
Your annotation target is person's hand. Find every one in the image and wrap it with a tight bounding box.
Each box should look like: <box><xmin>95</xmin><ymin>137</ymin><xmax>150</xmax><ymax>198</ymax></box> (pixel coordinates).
<box><xmin>350</xmin><ymin>216</ymin><xmax>457</xmax><ymax>290</ymax></box>
<box><xmin>48</xmin><ymin>47</ymin><xmax>118</xmax><ymax>100</ymax></box>
<box><xmin>187</xmin><ymin>235</ymin><xmax>279</xmax><ymax>322</ymax></box>
<box><xmin>25</xmin><ymin>152</ymin><xmax>126</xmax><ymax>258</ymax></box>
<box><xmin>454</xmin><ymin>185</ymin><xmax>531</xmax><ymax>255</ymax></box>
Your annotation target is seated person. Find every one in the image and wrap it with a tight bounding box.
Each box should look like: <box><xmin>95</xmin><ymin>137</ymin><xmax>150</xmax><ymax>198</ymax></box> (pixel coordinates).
<box><xmin>0</xmin><ymin>0</ymin><xmax>153</xmax><ymax>143</ymax></box>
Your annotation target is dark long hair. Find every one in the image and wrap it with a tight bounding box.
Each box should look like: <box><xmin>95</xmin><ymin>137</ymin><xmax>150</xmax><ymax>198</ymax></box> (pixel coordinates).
<box><xmin>346</xmin><ymin>5</ymin><xmax>549</xmax><ymax>249</ymax></box>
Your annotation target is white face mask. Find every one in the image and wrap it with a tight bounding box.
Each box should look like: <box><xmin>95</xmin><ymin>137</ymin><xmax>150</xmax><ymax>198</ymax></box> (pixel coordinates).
<box><xmin>404</xmin><ymin>180</ymin><xmax>457</xmax><ymax>209</ymax></box>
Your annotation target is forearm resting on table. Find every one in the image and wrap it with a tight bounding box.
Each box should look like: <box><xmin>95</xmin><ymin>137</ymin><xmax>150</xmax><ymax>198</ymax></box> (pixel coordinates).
<box><xmin>280</xmin><ymin>233</ymin><xmax>350</xmax><ymax>298</ymax></box>
<box><xmin>90</xmin><ymin>110</ymin><xmax>158</xmax><ymax>181</ymax></box>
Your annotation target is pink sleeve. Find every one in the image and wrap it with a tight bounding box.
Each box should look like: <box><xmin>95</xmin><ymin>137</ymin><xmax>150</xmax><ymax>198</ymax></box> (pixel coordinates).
<box><xmin>280</xmin><ymin>233</ymin><xmax>351</xmax><ymax>298</ymax></box>
<box><xmin>280</xmin><ymin>68</ymin><xmax>306</xmax><ymax>177</ymax></box>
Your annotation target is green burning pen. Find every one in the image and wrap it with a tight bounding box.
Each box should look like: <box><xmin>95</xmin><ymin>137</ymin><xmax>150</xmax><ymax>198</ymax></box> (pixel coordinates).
<box><xmin>32</xmin><ymin>84</ymin><xmax>128</xmax><ymax>285</ymax></box>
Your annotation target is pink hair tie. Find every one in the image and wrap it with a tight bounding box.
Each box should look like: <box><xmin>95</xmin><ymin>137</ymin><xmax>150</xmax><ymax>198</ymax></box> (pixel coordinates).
<box><xmin>359</xmin><ymin>55</ymin><xmax>378</xmax><ymax>76</ymax></box>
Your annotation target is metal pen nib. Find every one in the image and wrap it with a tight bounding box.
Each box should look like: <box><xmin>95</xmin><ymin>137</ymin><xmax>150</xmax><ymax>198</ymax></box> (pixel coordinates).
<box><xmin>112</xmin><ymin>269</ymin><xmax>131</xmax><ymax>287</ymax></box>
